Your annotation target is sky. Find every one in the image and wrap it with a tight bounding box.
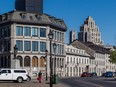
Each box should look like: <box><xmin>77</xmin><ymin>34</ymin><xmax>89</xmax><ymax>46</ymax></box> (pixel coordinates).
<box><xmin>0</xmin><ymin>0</ymin><xmax>116</xmax><ymax>46</ymax></box>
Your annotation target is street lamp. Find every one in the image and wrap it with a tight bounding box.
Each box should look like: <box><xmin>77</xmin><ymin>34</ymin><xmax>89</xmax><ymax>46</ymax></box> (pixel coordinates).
<box><xmin>14</xmin><ymin>45</ymin><xmax>18</xmax><ymax>59</ymax></box>
<box><xmin>53</xmin><ymin>42</ymin><xmax>57</xmax><ymax>84</ymax></box>
<box><xmin>45</xmin><ymin>49</ymin><xmax>48</xmax><ymax>81</ymax></box>
<box><xmin>48</xmin><ymin>29</ymin><xmax>53</xmax><ymax>87</ymax></box>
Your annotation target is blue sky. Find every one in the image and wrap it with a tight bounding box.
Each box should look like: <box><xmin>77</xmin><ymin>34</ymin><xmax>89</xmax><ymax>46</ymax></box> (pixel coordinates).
<box><xmin>0</xmin><ymin>0</ymin><xmax>116</xmax><ymax>45</ymax></box>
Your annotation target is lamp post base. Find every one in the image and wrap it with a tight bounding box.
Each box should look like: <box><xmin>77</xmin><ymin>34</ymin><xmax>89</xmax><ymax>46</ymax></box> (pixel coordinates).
<box><xmin>11</xmin><ymin>59</ymin><xmax>20</xmax><ymax>69</ymax></box>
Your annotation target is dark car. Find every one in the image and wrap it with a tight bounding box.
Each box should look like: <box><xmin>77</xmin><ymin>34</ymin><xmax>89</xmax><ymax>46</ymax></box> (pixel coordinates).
<box><xmin>105</xmin><ymin>71</ymin><xmax>113</xmax><ymax>77</ymax></box>
<box><xmin>101</xmin><ymin>73</ymin><xmax>106</xmax><ymax>77</ymax></box>
<box><xmin>26</xmin><ymin>75</ymin><xmax>31</xmax><ymax>81</ymax></box>
<box><xmin>90</xmin><ymin>72</ymin><xmax>97</xmax><ymax>77</ymax></box>
<box><xmin>81</xmin><ymin>72</ymin><xmax>90</xmax><ymax>77</ymax></box>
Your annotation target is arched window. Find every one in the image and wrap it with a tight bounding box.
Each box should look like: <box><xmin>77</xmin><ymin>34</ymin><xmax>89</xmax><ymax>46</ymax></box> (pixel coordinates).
<box><xmin>17</xmin><ymin>56</ymin><xmax>23</xmax><ymax>67</ymax></box>
<box><xmin>32</xmin><ymin>56</ymin><xmax>38</xmax><ymax>67</ymax></box>
<box><xmin>24</xmin><ymin>56</ymin><xmax>30</xmax><ymax>66</ymax></box>
<box><xmin>40</xmin><ymin>56</ymin><xmax>45</xmax><ymax>67</ymax></box>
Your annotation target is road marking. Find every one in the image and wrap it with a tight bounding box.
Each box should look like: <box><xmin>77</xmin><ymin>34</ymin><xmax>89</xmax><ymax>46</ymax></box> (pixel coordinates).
<box><xmin>75</xmin><ymin>80</ymin><xmax>103</xmax><ymax>87</ymax></box>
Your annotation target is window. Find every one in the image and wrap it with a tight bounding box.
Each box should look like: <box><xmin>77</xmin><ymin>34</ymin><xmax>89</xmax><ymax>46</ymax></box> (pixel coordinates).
<box><xmin>55</xmin><ymin>31</ymin><xmax>57</xmax><ymax>40</ymax></box>
<box><xmin>30</xmin><ymin>16</ymin><xmax>33</xmax><ymax>20</ymax></box>
<box><xmin>62</xmin><ymin>45</ymin><xmax>64</xmax><ymax>54</ymax></box>
<box><xmin>24</xmin><ymin>27</ymin><xmax>31</xmax><ymax>36</ymax></box>
<box><xmin>22</xmin><ymin>15</ymin><xmax>26</xmax><ymax>19</ymax></box>
<box><xmin>16</xmin><ymin>40</ymin><xmax>23</xmax><ymax>51</ymax></box>
<box><xmin>0</xmin><ymin>70</ymin><xmax>7</xmax><ymax>74</ymax></box>
<box><xmin>14</xmin><ymin>70</ymin><xmax>26</xmax><ymax>73</ymax></box>
<box><xmin>32</xmin><ymin>41</ymin><xmax>38</xmax><ymax>51</ymax></box>
<box><xmin>40</xmin><ymin>42</ymin><xmax>46</xmax><ymax>52</ymax></box>
<box><xmin>52</xmin><ymin>30</ymin><xmax>55</xmax><ymax>40</ymax></box>
<box><xmin>40</xmin><ymin>28</ymin><xmax>46</xmax><ymax>37</ymax></box>
<box><xmin>57</xmin><ymin>32</ymin><xmax>59</xmax><ymax>41</ymax></box>
<box><xmin>1</xmin><ymin>28</ymin><xmax>4</xmax><ymax>37</ymax></box>
<box><xmin>32</xmin><ymin>57</ymin><xmax>38</xmax><ymax>67</ymax></box>
<box><xmin>7</xmin><ymin>26</ymin><xmax>11</xmax><ymax>37</ymax></box>
<box><xmin>60</xmin><ymin>32</ymin><xmax>62</xmax><ymax>41</ymax></box>
<box><xmin>0</xmin><ymin>70</ymin><xmax>11</xmax><ymax>74</ymax></box>
<box><xmin>4</xmin><ymin>28</ymin><xmax>7</xmax><ymax>37</ymax></box>
<box><xmin>16</xmin><ymin>26</ymin><xmax>23</xmax><ymax>36</ymax></box>
<box><xmin>24</xmin><ymin>41</ymin><xmax>31</xmax><ymax>51</ymax></box>
<box><xmin>32</xmin><ymin>27</ymin><xmax>38</xmax><ymax>37</ymax></box>
<box><xmin>37</xmin><ymin>16</ymin><xmax>42</xmax><ymax>21</ymax></box>
<box><xmin>59</xmin><ymin>45</ymin><xmax>61</xmax><ymax>54</ymax></box>
<box><xmin>24</xmin><ymin>56</ymin><xmax>30</xmax><ymax>66</ymax></box>
<box><xmin>7</xmin><ymin>70</ymin><xmax>11</xmax><ymax>73</ymax></box>
<box><xmin>62</xmin><ymin>33</ymin><xmax>64</xmax><ymax>42</ymax></box>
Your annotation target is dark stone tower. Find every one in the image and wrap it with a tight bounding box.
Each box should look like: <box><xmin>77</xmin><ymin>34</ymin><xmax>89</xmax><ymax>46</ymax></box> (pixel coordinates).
<box><xmin>15</xmin><ymin>0</ymin><xmax>43</xmax><ymax>14</ymax></box>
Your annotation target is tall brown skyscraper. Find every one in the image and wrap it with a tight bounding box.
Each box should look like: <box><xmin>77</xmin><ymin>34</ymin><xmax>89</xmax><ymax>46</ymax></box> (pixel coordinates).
<box><xmin>15</xmin><ymin>0</ymin><xmax>43</xmax><ymax>14</ymax></box>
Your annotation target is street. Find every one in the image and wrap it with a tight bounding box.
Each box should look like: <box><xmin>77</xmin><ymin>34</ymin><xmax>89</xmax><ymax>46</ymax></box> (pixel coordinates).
<box><xmin>0</xmin><ymin>78</ymin><xmax>66</xmax><ymax>87</ymax></box>
<box><xmin>0</xmin><ymin>77</ymin><xmax>116</xmax><ymax>87</ymax></box>
<box><xmin>60</xmin><ymin>77</ymin><xmax>116</xmax><ymax>87</ymax></box>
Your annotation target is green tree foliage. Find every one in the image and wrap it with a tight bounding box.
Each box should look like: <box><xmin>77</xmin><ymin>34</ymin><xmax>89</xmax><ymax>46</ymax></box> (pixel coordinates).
<box><xmin>109</xmin><ymin>51</ymin><xmax>116</xmax><ymax>64</ymax></box>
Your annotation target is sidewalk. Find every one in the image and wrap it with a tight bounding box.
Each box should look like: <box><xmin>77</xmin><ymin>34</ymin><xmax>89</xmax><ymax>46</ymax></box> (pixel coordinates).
<box><xmin>31</xmin><ymin>77</ymin><xmax>68</xmax><ymax>87</ymax></box>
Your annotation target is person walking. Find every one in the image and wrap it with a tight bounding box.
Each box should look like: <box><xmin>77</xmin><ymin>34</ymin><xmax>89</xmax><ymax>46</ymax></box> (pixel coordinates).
<box><xmin>37</xmin><ymin>71</ymin><xmax>42</xmax><ymax>83</ymax></box>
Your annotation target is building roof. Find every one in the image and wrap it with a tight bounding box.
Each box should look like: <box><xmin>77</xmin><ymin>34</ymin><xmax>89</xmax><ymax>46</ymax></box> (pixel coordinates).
<box><xmin>0</xmin><ymin>10</ymin><xmax>67</xmax><ymax>31</ymax></box>
<box><xmin>83</xmin><ymin>42</ymin><xmax>110</xmax><ymax>54</ymax></box>
<box><xmin>70</xmin><ymin>40</ymin><xmax>95</xmax><ymax>59</ymax></box>
<box><xmin>70</xmin><ymin>40</ymin><xmax>110</xmax><ymax>59</ymax></box>
<box><xmin>66</xmin><ymin>45</ymin><xmax>90</xmax><ymax>57</ymax></box>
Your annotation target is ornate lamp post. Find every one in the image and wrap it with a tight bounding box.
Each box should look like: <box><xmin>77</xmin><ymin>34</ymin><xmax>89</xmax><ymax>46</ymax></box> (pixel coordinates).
<box><xmin>45</xmin><ymin>49</ymin><xmax>48</xmax><ymax>81</ymax></box>
<box><xmin>14</xmin><ymin>45</ymin><xmax>18</xmax><ymax>59</ymax></box>
<box><xmin>48</xmin><ymin>30</ymin><xmax>53</xmax><ymax>87</ymax></box>
<box><xmin>53</xmin><ymin>42</ymin><xmax>57</xmax><ymax>84</ymax></box>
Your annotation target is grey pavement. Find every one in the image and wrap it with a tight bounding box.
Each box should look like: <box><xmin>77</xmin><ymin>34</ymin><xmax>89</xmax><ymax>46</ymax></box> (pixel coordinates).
<box><xmin>0</xmin><ymin>77</ymin><xmax>68</xmax><ymax>87</ymax></box>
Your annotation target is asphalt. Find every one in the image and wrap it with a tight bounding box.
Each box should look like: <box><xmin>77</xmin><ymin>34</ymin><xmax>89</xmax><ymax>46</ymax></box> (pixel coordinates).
<box><xmin>0</xmin><ymin>77</ymin><xmax>68</xmax><ymax>87</ymax></box>
<box><xmin>31</xmin><ymin>76</ymin><xmax>68</xmax><ymax>87</ymax></box>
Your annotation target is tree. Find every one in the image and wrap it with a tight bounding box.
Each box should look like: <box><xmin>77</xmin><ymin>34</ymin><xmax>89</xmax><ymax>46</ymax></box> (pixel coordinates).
<box><xmin>109</xmin><ymin>51</ymin><xmax>116</xmax><ymax>64</ymax></box>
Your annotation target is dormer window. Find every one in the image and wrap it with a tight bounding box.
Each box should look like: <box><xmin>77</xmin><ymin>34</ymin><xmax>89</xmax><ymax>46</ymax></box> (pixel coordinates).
<box><xmin>37</xmin><ymin>16</ymin><xmax>42</xmax><ymax>21</ymax></box>
<box><xmin>22</xmin><ymin>15</ymin><xmax>26</xmax><ymax>19</ymax></box>
<box><xmin>30</xmin><ymin>16</ymin><xmax>33</xmax><ymax>20</ymax></box>
<box><xmin>20</xmin><ymin>13</ymin><xmax>26</xmax><ymax>19</ymax></box>
<box><xmin>2</xmin><ymin>15</ymin><xmax>7</xmax><ymax>21</ymax></box>
<box><xmin>35</xmin><ymin>15</ymin><xmax>42</xmax><ymax>21</ymax></box>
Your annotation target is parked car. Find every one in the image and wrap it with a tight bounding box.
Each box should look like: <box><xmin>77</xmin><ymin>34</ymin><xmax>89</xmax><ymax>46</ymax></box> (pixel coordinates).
<box><xmin>0</xmin><ymin>69</ymin><xmax>28</xmax><ymax>83</ymax></box>
<box><xmin>105</xmin><ymin>71</ymin><xmax>113</xmax><ymax>77</ymax></box>
<box><xmin>81</xmin><ymin>72</ymin><xmax>90</xmax><ymax>77</ymax></box>
<box><xmin>113</xmin><ymin>72</ymin><xmax>116</xmax><ymax>80</ymax></box>
<box><xmin>101</xmin><ymin>73</ymin><xmax>106</xmax><ymax>77</ymax></box>
<box><xmin>26</xmin><ymin>75</ymin><xmax>31</xmax><ymax>82</ymax></box>
<box><xmin>90</xmin><ymin>72</ymin><xmax>97</xmax><ymax>77</ymax></box>
<box><xmin>113</xmin><ymin>72</ymin><xmax>116</xmax><ymax>77</ymax></box>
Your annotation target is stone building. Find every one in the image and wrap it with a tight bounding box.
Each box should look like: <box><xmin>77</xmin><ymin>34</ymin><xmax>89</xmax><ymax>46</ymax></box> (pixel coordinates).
<box><xmin>65</xmin><ymin>45</ymin><xmax>90</xmax><ymax>77</ymax></box>
<box><xmin>78</xmin><ymin>16</ymin><xmax>103</xmax><ymax>45</ymax></box>
<box><xmin>69</xmin><ymin>30</ymin><xmax>76</xmax><ymax>44</ymax></box>
<box><xmin>0</xmin><ymin>1</ymin><xmax>67</xmax><ymax>76</ymax></box>
<box><xmin>15</xmin><ymin>0</ymin><xmax>43</xmax><ymax>14</ymax></box>
<box><xmin>71</xmin><ymin>40</ymin><xmax>116</xmax><ymax>76</ymax></box>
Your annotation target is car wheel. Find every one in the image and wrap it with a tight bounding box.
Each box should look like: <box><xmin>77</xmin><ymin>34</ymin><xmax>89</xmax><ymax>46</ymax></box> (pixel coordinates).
<box><xmin>17</xmin><ymin>77</ymin><xmax>23</xmax><ymax>83</ymax></box>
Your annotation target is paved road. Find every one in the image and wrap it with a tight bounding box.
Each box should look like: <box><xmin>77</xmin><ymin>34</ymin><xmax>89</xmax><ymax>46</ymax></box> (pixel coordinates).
<box><xmin>0</xmin><ymin>79</ymin><xmax>66</xmax><ymax>87</ymax></box>
<box><xmin>59</xmin><ymin>77</ymin><xmax>116</xmax><ymax>87</ymax></box>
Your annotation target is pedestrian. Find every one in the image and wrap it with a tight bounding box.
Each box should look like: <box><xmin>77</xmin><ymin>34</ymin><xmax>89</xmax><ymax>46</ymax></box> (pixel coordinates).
<box><xmin>37</xmin><ymin>71</ymin><xmax>42</xmax><ymax>83</ymax></box>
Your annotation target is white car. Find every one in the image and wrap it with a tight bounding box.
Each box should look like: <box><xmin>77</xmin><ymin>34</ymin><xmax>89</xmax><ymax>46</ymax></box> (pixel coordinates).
<box><xmin>0</xmin><ymin>69</ymin><xmax>28</xmax><ymax>83</ymax></box>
